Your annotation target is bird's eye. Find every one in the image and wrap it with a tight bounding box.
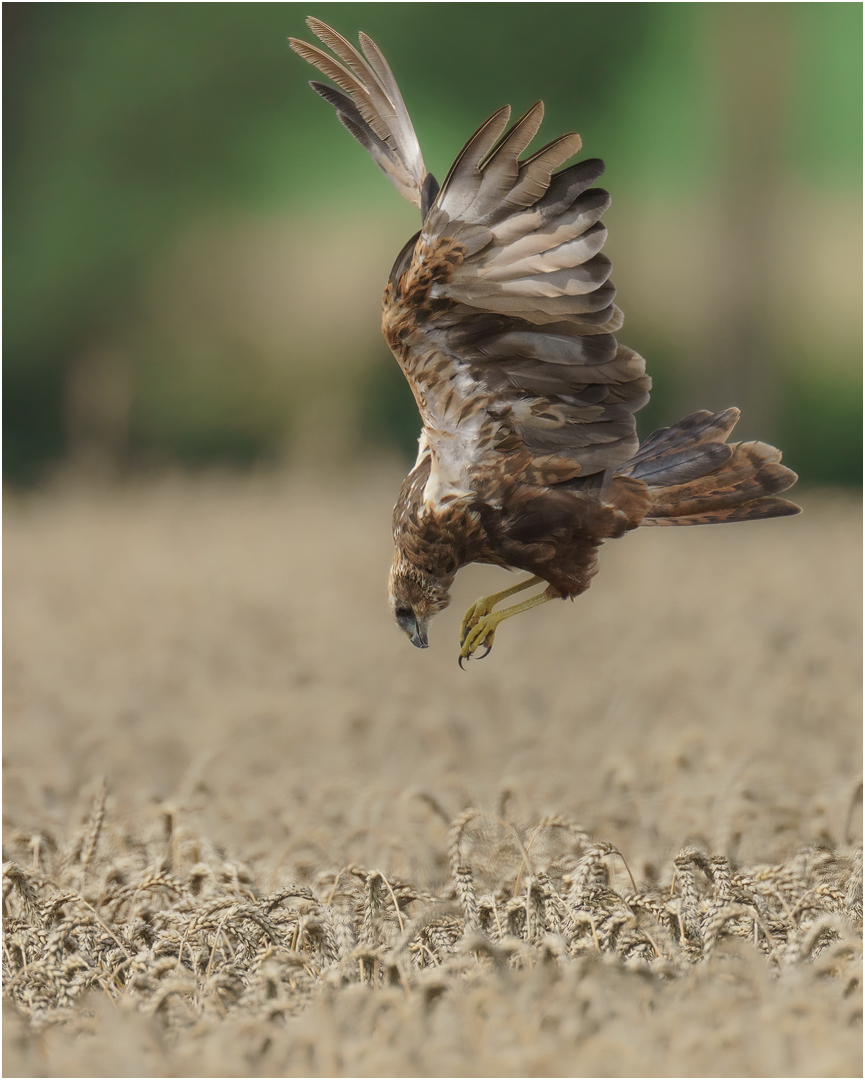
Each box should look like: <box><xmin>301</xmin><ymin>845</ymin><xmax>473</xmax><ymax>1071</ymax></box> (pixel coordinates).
<box><xmin>394</xmin><ymin>606</ymin><xmax>413</xmax><ymax>622</ymax></box>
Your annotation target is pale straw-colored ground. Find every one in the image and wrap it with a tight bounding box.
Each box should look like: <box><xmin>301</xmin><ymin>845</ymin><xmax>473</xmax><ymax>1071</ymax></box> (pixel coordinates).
<box><xmin>3</xmin><ymin>470</ymin><xmax>862</xmax><ymax>1077</ymax></box>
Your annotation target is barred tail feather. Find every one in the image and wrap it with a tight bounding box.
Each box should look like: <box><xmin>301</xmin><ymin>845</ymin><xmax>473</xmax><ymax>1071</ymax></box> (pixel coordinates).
<box><xmin>643</xmin><ymin>497</ymin><xmax>801</xmax><ymax>527</ymax></box>
<box><xmin>619</xmin><ymin>409</ymin><xmax>800</xmax><ymax>526</ymax></box>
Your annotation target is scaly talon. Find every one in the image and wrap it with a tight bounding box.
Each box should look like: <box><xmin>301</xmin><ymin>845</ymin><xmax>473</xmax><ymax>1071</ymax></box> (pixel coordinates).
<box><xmin>457</xmin><ymin>576</ymin><xmax>553</xmax><ymax>665</ymax></box>
<box><xmin>459</xmin><ymin>612</ymin><xmax>501</xmax><ymax>661</ymax></box>
<box><xmin>459</xmin><ymin>597</ymin><xmax>497</xmax><ymax>647</ymax></box>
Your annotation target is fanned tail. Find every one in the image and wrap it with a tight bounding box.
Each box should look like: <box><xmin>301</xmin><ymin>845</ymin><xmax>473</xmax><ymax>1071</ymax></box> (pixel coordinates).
<box><xmin>619</xmin><ymin>408</ymin><xmax>801</xmax><ymax>526</ymax></box>
<box><xmin>289</xmin><ymin>18</ymin><xmax>438</xmax><ymax>215</ymax></box>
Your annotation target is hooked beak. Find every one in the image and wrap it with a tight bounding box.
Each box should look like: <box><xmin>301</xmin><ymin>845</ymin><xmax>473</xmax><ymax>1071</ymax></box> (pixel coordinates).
<box><xmin>396</xmin><ymin>606</ymin><xmax>430</xmax><ymax>649</ymax></box>
<box><xmin>407</xmin><ymin>615</ymin><xmax>429</xmax><ymax>649</ymax></box>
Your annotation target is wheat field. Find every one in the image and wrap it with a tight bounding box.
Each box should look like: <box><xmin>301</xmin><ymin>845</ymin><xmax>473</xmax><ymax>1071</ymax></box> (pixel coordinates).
<box><xmin>3</xmin><ymin>470</ymin><xmax>862</xmax><ymax>1077</ymax></box>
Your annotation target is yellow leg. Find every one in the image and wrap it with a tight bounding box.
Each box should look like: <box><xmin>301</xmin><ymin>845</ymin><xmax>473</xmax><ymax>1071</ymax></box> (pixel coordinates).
<box><xmin>459</xmin><ymin>576</ymin><xmax>552</xmax><ymax>665</ymax></box>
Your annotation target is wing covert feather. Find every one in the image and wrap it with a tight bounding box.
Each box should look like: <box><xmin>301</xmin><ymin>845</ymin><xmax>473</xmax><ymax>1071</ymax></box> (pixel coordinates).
<box><xmin>382</xmin><ymin>100</ymin><xmax>650</xmax><ymax>492</ymax></box>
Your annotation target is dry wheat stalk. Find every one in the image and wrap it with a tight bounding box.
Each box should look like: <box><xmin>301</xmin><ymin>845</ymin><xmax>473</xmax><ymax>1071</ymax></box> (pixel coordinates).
<box><xmin>2</xmin><ymin>791</ymin><xmax>861</xmax><ymax>1036</ymax></box>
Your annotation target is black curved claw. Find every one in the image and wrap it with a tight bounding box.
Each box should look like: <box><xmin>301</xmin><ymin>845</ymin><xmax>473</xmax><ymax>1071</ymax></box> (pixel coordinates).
<box><xmin>458</xmin><ymin>654</ymin><xmax>469</xmax><ymax>670</ymax></box>
<box><xmin>475</xmin><ymin>643</ymin><xmax>492</xmax><ymax>660</ymax></box>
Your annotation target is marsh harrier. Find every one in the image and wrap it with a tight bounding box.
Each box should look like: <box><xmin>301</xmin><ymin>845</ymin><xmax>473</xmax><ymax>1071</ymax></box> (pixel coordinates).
<box><xmin>289</xmin><ymin>19</ymin><xmax>800</xmax><ymax>664</ymax></box>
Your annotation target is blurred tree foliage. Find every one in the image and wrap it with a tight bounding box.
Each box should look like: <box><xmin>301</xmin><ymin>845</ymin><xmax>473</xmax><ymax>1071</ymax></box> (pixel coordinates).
<box><xmin>4</xmin><ymin>2</ymin><xmax>861</xmax><ymax>484</ymax></box>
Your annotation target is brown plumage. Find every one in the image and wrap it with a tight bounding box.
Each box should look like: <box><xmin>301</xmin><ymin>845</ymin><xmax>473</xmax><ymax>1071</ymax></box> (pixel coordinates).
<box><xmin>289</xmin><ymin>19</ymin><xmax>800</xmax><ymax>662</ymax></box>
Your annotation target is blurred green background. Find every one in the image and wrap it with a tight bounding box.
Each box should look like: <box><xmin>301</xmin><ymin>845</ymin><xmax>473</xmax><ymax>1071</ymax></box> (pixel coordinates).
<box><xmin>4</xmin><ymin>2</ymin><xmax>861</xmax><ymax>485</ymax></box>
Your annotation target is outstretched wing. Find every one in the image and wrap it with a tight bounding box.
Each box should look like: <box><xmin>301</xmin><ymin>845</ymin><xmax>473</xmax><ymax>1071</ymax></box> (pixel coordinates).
<box><xmin>292</xmin><ymin>22</ymin><xmax>650</xmax><ymax>505</ymax></box>
<box><xmin>385</xmin><ymin>102</ymin><xmax>651</xmax><ymax>501</ymax></box>
<box><xmin>288</xmin><ymin>18</ymin><xmax>439</xmax><ymax>215</ymax></box>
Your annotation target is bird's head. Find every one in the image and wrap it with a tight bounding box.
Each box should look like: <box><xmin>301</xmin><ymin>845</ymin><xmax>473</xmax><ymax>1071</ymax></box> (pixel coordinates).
<box><xmin>388</xmin><ymin>558</ymin><xmax>453</xmax><ymax>649</ymax></box>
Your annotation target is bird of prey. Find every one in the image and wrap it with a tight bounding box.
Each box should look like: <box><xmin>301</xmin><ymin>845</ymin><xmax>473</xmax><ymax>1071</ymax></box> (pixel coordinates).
<box><xmin>289</xmin><ymin>19</ymin><xmax>800</xmax><ymax>665</ymax></box>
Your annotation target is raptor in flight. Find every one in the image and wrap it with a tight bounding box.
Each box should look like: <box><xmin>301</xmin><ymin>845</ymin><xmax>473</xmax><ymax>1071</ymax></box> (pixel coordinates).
<box><xmin>289</xmin><ymin>19</ymin><xmax>799</xmax><ymax>664</ymax></box>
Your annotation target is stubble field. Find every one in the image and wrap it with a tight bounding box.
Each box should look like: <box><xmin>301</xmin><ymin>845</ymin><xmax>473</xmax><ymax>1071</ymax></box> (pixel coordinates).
<box><xmin>3</xmin><ymin>470</ymin><xmax>862</xmax><ymax>1077</ymax></box>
